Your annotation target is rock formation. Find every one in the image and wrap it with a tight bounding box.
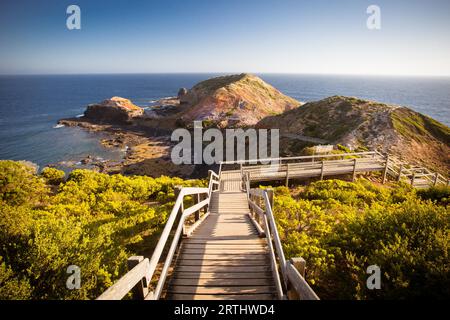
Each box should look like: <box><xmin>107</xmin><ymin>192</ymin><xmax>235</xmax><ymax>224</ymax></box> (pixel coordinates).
<box><xmin>177</xmin><ymin>88</ymin><xmax>188</xmax><ymax>102</ymax></box>
<box><xmin>177</xmin><ymin>73</ymin><xmax>301</xmax><ymax>127</ymax></box>
<box><xmin>84</xmin><ymin>97</ymin><xmax>144</xmax><ymax>124</ymax></box>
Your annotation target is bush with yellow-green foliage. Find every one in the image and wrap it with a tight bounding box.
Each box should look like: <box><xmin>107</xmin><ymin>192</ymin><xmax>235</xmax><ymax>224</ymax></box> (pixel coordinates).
<box><xmin>272</xmin><ymin>179</ymin><xmax>449</xmax><ymax>300</ymax></box>
<box><xmin>41</xmin><ymin>167</ymin><xmax>66</xmax><ymax>185</ymax></box>
<box><xmin>0</xmin><ymin>160</ymin><xmax>205</xmax><ymax>299</ymax></box>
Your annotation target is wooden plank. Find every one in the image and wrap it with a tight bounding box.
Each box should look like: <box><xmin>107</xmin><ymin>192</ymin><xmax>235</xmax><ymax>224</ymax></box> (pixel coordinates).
<box><xmin>182</xmin><ymin>244</ymin><xmax>266</xmax><ymax>250</ymax></box>
<box><xmin>183</xmin><ymin>198</ymin><xmax>209</xmax><ymax>217</ymax></box>
<box><xmin>175</xmin><ymin>265</ymin><xmax>270</xmax><ymax>273</ymax></box>
<box><xmin>181</xmin><ymin>249</ymin><xmax>267</xmax><ymax>255</ymax></box>
<box><xmin>178</xmin><ymin>254</ymin><xmax>268</xmax><ymax>261</ymax></box>
<box><xmin>170</xmin><ymin>293</ymin><xmax>275</xmax><ymax>300</ymax></box>
<box><xmin>286</xmin><ymin>262</ymin><xmax>319</xmax><ymax>300</ymax></box>
<box><xmin>176</xmin><ymin>260</ymin><xmax>268</xmax><ymax>266</ymax></box>
<box><xmin>221</xmin><ymin>151</ymin><xmax>377</xmax><ymax>165</ymax></box>
<box><xmin>97</xmin><ymin>258</ymin><xmax>151</xmax><ymax>300</ymax></box>
<box><xmin>184</xmin><ymin>239</ymin><xmax>266</xmax><ymax>245</ymax></box>
<box><xmin>186</xmin><ymin>236</ymin><xmax>263</xmax><ymax>241</ymax></box>
<box><xmin>171</xmin><ymin>272</ymin><xmax>272</xmax><ymax>279</ymax></box>
<box><xmin>184</xmin><ymin>212</ymin><xmax>210</xmax><ymax>237</ymax></box>
<box><xmin>246</xmin><ymin>213</ymin><xmax>265</xmax><ymax>237</ymax></box>
<box><xmin>170</xmin><ymin>278</ymin><xmax>273</xmax><ymax>287</ymax></box>
<box><xmin>167</xmin><ymin>286</ymin><xmax>275</xmax><ymax>295</ymax></box>
<box><xmin>127</xmin><ymin>256</ymin><xmax>148</xmax><ymax>300</ymax></box>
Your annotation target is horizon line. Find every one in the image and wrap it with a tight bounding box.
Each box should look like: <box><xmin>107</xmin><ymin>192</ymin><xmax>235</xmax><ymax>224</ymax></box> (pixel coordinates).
<box><xmin>1</xmin><ymin>71</ymin><xmax>450</xmax><ymax>78</ymax></box>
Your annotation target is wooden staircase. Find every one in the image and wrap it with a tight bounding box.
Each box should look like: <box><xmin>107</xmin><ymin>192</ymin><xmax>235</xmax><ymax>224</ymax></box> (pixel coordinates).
<box><xmin>165</xmin><ymin>172</ymin><xmax>277</xmax><ymax>300</ymax></box>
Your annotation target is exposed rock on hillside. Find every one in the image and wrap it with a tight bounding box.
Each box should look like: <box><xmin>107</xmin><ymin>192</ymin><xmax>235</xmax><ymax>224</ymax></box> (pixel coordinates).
<box><xmin>84</xmin><ymin>97</ymin><xmax>144</xmax><ymax>124</ymax></box>
<box><xmin>178</xmin><ymin>73</ymin><xmax>301</xmax><ymax>127</ymax></box>
<box><xmin>257</xmin><ymin>96</ymin><xmax>450</xmax><ymax>173</ymax></box>
<box><xmin>177</xmin><ymin>88</ymin><xmax>188</xmax><ymax>101</ymax></box>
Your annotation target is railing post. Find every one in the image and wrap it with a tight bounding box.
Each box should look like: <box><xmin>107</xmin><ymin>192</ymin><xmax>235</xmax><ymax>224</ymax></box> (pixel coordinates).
<box><xmin>266</xmin><ymin>189</ymin><xmax>274</xmax><ymax>210</ymax></box>
<box><xmin>287</xmin><ymin>257</ymin><xmax>306</xmax><ymax>300</ymax></box>
<box><xmin>382</xmin><ymin>155</ymin><xmax>389</xmax><ymax>184</ymax></box>
<box><xmin>194</xmin><ymin>193</ymin><xmax>200</xmax><ymax>222</ymax></box>
<box><xmin>320</xmin><ymin>161</ymin><xmax>325</xmax><ymax>180</ymax></box>
<box><xmin>174</xmin><ymin>186</ymin><xmax>185</xmax><ymax>234</ymax></box>
<box><xmin>207</xmin><ymin>170</ymin><xmax>212</xmax><ymax>192</ymax></box>
<box><xmin>286</xmin><ymin>163</ymin><xmax>290</xmax><ymax>187</ymax></box>
<box><xmin>174</xmin><ymin>186</ymin><xmax>184</xmax><ymax>213</ymax></box>
<box><xmin>127</xmin><ymin>256</ymin><xmax>147</xmax><ymax>300</ymax></box>
<box><xmin>434</xmin><ymin>173</ymin><xmax>439</xmax><ymax>187</ymax></box>
<box><xmin>290</xmin><ymin>257</ymin><xmax>306</xmax><ymax>278</ymax></box>
<box><xmin>398</xmin><ymin>165</ymin><xmax>404</xmax><ymax>182</ymax></box>
<box><xmin>352</xmin><ymin>158</ymin><xmax>357</xmax><ymax>182</ymax></box>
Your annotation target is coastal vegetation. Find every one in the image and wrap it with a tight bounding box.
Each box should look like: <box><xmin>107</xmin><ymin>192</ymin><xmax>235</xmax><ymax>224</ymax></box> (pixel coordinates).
<box><xmin>0</xmin><ymin>160</ymin><xmax>204</xmax><ymax>299</ymax></box>
<box><xmin>270</xmin><ymin>179</ymin><xmax>450</xmax><ymax>299</ymax></box>
<box><xmin>391</xmin><ymin>107</ymin><xmax>450</xmax><ymax>144</ymax></box>
<box><xmin>1</xmin><ymin>160</ymin><xmax>448</xmax><ymax>299</ymax></box>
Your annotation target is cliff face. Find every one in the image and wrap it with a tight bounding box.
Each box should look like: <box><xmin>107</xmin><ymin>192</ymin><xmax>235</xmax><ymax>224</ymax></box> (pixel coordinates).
<box><xmin>178</xmin><ymin>73</ymin><xmax>301</xmax><ymax>127</ymax></box>
<box><xmin>84</xmin><ymin>97</ymin><xmax>144</xmax><ymax>124</ymax></box>
<box><xmin>257</xmin><ymin>96</ymin><xmax>450</xmax><ymax>173</ymax></box>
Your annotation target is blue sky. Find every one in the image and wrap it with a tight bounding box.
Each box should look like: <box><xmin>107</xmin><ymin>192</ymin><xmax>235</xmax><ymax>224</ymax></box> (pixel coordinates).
<box><xmin>1</xmin><ymin>0</ymin><xmax>449</xmax><ymax>75</ymax></box>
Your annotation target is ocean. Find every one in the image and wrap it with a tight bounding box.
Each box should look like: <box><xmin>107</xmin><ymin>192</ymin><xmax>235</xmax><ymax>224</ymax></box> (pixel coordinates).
<box><xmin>0</xmin><ymin>74</ymin><xmax>449</xmax><ymax>169</ymax></box>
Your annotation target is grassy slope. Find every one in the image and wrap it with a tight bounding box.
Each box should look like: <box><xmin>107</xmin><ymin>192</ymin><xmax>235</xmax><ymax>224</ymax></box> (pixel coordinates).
<box><xmin>258</xmin><ymin>96</ymin><xmax>384</xmax><ymax>141</ymax></box>
<box><xmin>391</xmin><ymin>107</ymin><xmax>450</xmax><ymax>144</ymax></box>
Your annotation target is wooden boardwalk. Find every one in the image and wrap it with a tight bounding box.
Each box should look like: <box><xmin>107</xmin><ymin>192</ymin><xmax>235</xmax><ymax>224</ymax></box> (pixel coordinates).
<box><xmin>166</xmin><ymin>173</ymin><xmax>276</xmax><ymax>300</ymax></box>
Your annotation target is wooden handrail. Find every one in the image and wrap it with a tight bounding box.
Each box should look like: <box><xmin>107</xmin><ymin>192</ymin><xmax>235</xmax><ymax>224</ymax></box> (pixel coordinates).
<box><xmin>222</xmin><ymin>151</ymin><xmax>448</xmax><ymax>189</ymax></box>
<box><xmin>220</xmin><ymin>151</ymin><xmax>378</xmax><ymax>166</ymax></box>
<box><xmin>263</xmin><ymin>192</ymin><xmax>287</xmax><ymax>281</ymax></box>
<box><xmin>97</xmin><ymin>173</ymin><xmax>219</xmax><ymax>300</ymax></box>
<box><xmin>286</xmin><ymin>262</ymin><xmax>320</xmax><ymax>300</ymax></box>
<box><xmin>245</xmin><ymin>186</ymin><xmax>320</xmax><ymax>300</ymax></box>
<box><xmin>96</xmin><ymin>258</ymin><xmax>151</xmax><ymax>300</ymax></box>
<box><xmin>230</xmin><ymin>151</ymin><xmax>447</xmax><ymax>189</ymax></box>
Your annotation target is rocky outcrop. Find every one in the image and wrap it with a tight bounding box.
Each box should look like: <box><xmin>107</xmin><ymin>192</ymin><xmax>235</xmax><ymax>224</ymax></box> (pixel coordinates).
<box><xmin>177</xmin><ymin>73</ymin><xmax>301</xmax><ymax>127</ymax></box>
<box><xmin>257</xmin><ymin>96</ymin><xmax>450</xmax><ymax>174</ymax></box>
<box><xmin>84</xmin><ymin>97</ymin><xmax>144</xmax><ymax>124</ymax></box>
<box><xmin>177</xmin><ymin>88</ymin><xmax>188</xmax><ymax>102</ymax></box>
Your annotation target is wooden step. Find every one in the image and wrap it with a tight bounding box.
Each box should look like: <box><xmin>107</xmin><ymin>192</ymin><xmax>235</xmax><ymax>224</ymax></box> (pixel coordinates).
<box><xmin>167</xmin><ymin>285</ymin><xmax>275</xmax><ymax>295</ymax></box>
<box><xmin>184</xmin><ymin>239</ymin><xmax>266</xmax><ymax>245</ymax></box>
<box><xmin>169</xmin><ymin>293</ymin><xmax>275</xmax><ymax>300</ymax></box>
<box><xmin>170</xmin><ymin>272</ymin><xmax>272</xmax><ymax>279</ymax></box>
<box><xmin>170</xmin><ymin>278</ymin><xmax>273</xmax><ymax>287</ymax></box>
<box><xmin>176</xmin><ymin>260</ymin><xmax>268</xmax><ymax>266</ymax></box>
<box><xmin>185</xmin><ymin>236</ymin><xmax>262</xmax><ymax>241</ymax></box>
<box><xmin>178</xmin><ymin>254</ymin><xmax>269</xmax><ymax>261</ymax></box>
<box><xmin>182</xmin><ymin>244</ymin><xmax>266</xmax><ymax>250</ymax></box>
<box><xmin>181</xmin><ymin>249</ymin><xmax>267</xmax><ymax>255</ymax></box>
<box><xmin>174</xmin><ymin>265</ymin><xmax>270</xmax><ymax>273</ymax></box>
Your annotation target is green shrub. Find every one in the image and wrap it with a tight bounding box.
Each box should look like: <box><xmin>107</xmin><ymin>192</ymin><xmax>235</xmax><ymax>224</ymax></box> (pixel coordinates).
<box><xmin>41</xmin><ymin>167</ymin><xmax>66</xmax><ymax>185</ymax></box>
<box><xmin>417</xmin><ymin>185</ymin><xmax>450</xmax><ymax>206</ymax></box>
<box><xmin>0</xmin><ymin>160</ymin><xmax>47</xmax><ymax>206</ymax></box>
<box><xmin>337</xmin><ymin>144</ymin><xmax>352</xmax><ymax>153</ymax></box>
<box><xmin>272</xmin><ymin>179</ymin><xmax>450</xmax><ymax>299</ymax></box>
<box><xmin>0</xmin><ymin>161</ymin><xmax>201</xmax><ymax>299</ymax></box>
<box><xmin>0</xmin><ymin>257</ymin><xmax>31</xmax><ymax>299</ymax></box>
